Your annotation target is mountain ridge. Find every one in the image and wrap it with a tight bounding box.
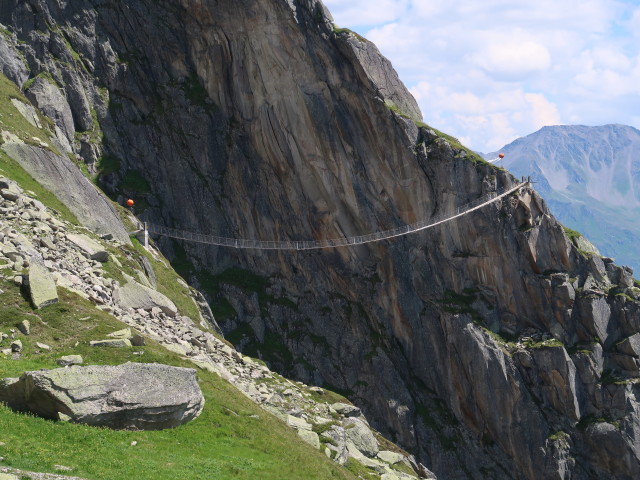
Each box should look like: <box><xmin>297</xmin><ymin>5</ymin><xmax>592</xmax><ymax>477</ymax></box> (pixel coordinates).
<box><xmin>489</xmin><ymin>123</ymin><xmax>640</xmax><ymax>272</ymax></box>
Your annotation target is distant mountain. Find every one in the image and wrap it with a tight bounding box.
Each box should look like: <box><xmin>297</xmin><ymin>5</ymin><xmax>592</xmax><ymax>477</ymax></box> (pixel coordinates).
<box><xmin>488</xmin><ymin>124</ymin><xmax>640</xmax><ymax>272</ymax></box>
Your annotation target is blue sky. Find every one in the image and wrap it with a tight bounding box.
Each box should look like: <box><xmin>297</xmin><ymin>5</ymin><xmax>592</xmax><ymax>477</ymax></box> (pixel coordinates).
<box><xmin>323</xmin><ymin>0</ymin><xmax>640</xmax><ymax>153</ymax></box>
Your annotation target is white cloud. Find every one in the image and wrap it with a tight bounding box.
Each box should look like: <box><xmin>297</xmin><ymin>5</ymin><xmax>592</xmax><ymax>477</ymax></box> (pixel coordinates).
<box><xmin>524</xmin><ymin>93</ymin><xmax>561</xmax><ymax>128</ymax></box>
<box><xmin>322</xmin><ymin>0</ymin><xmax>410</xmax><ymax>27</ymax></box>
<box><xmin>323</xmin><ymin>0</ymin><xmax>640</xmax><ymax>152</ymax></box>
<box><xmin>470</xmin><ymin>39</ymin><xmax>551</xmax><ymax>80</ymax></box>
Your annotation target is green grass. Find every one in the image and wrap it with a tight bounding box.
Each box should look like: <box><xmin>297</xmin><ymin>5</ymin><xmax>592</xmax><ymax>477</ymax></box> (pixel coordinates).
<box><xmin>97</xmin><ymin>237</ymin><xmax>201</xmax><ymax>324</ymax></box>
<box><xmin>0</xmin><ymin>73</ymin><xmax>79</xmax><ymax>225</ymax></box>
<box><xmin>127</xmin><ymin>238</ymin><xmax>201</xmax><ymax>322</ymax></box>
<box><xmin>0</xmin><ymin>279</ymin><xmax>356</xmax><ymax>480</ymax></box>
<box><xmin>120</xmin><ymin>170</ymin><xmax>151</xmax><ymax>194</ymax></box>
<box><xmin>384</xmin><ymin>102</ymin><xmax>492</xmax><ymax>167</ymax></box>
<box><xmin>74</xmin><ymin>107</ymin><xmax>103</xmax><ymax>155</ymax></box>
<box><xmin>344</xmin><ymin>458</ymin><xmax>378</xmax><ymax>477</ymax></box>
<box><xmin>96</xmin><ymin>154</ymin><xmax>121</xmax><ymax>176</ymax></box>
<box><xmin>332</xmin><ymin>26</ymin><xmax>368</xmax><ymax>43</ymax></box>
<box><xmin>0</xmin><ymin>73</ymin><xmax>56</xmax><ymax>152</ymax></box>
<box><xmin>562</xmin><ymin>226</ymin><xmax>582</xmax><ymax>242</ymax></box>
<box><xmin>22</xmin><ymin>71</ymin><xmax>59</xmax><ymax>91</ymax></box>
<box><xmin>522</xmin><ymin>338</ymin><xmax>564</xmax><ymax>349</ymax></box>
<box><xmin>0</xmin><ymin>149</ymin><xmax>78</xmax><ymax>225</ymax></box>
<box><xmin>182</xmin><ymin>74</ymin><xmax>217</xmax><ymax>113</ymax></box>
<box><xmin>428</xmin><ymin>126</ymin><xmax>490</xmax><ymax>166</ymax></box>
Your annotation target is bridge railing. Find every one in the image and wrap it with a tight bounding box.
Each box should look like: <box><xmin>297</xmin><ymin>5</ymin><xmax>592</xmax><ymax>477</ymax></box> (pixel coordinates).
<box><xmin>143</xmin><ymin>182</ymin><xmax>526</xmax><ymax>250</ymax></box>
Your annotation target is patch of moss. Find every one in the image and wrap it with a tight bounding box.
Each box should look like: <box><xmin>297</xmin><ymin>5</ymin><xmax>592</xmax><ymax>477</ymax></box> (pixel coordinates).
<box><xmin>22</xmin><ymin>71</ymin><xmax>59</xmax><ymax>91</ymax></box>
<box><xmin>183</xmin><ymin>74</ymin><xmax>217</xmax><ymax>112</ymax></box>
<box><xmin>601</xmin><ymin>369</ymin><xmax>630</xmax><ymax>385</ymax></box>
<box><xmin>97</xmin><ymin>154</ymin><xmax>121</xmax><ymax>176</ymax></box>
<box><xmin>415</xmin><ymin>402</ymin><xmax>460</xmax><ymax>451</ymax></box>
<box><xmin>440</xmin><ymin>289</ymin><xmax>480</xmax><ymax>320</ymax></box>
<box><xmin>0</xmin><ymin>150</ymin><xmax>78</xmax><ymax>225</ymax></box>
<box><xmin>577</xmin><ymin>414</ymin><xmax>620</xmax><ymax>430</ymax></box>
<box><xmin>548</xmin><ymin>431</ymin><xmax>569</xmax><ymax>442</ymax></box>
<box><xmin>523</xmin><ymin>338</ymin><xmax>564</xmax><ymax>349</ymax></box>
<box><xmin>562</xmin><ymin>225</ymin><xmax>582</xmax><ymax>242</ymax></box>
<box><xmin>120</xmin><ymin>169</ymin><xmax>151</xmax><ymax>194</ymax></box>
<box><xmin>332</xmin><ymin>26</ymin><xmax>368</xmax><ymax>42</ymax></box>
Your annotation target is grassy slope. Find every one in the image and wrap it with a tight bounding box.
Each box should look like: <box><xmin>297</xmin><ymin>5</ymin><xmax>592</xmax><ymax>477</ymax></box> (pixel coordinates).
<box><xmin>0</xmin><ymin>240</ymin><xmax>353</xmax><ymax>480</ymax></box>
<box><xmin>0</xmin><ymin>70</ymin><xmax>355</xmax><ymax>479</ymax></box>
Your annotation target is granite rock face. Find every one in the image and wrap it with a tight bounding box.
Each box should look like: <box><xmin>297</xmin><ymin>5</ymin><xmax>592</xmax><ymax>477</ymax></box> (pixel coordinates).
<box><xmin>0</xmin><ymin>363</ymin><xmax>205</xmax><ymax>430</ymax></box>
<box><xmin>1</xmin><ymin>143</ymin><xmax>129</xmax><ymax>244</ymax></box>
<box><xmin>1</xmin><ymin>1</ymin><xmax>640</xmax><ymax>479</ymax></box>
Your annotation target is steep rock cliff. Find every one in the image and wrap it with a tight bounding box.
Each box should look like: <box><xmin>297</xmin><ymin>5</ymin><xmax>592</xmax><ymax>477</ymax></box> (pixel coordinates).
<box><xmin>1</xmin><ymin>1</ymin><xmax>639</xmax><ymax>478</ymax></box>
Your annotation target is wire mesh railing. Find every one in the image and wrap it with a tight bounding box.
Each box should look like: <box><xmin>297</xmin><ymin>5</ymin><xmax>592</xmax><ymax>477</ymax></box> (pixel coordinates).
<box><xmin>141</xmin><ymin>182</ymin><xmax>527</xmax><ymax>250</ymax></box>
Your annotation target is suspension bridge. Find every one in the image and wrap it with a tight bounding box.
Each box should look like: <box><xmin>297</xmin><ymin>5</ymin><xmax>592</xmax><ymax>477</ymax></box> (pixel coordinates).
<box><xmin>134</xmin><ymin>181</ymin><xmax>528</xmax><ymax>250</ymax></box>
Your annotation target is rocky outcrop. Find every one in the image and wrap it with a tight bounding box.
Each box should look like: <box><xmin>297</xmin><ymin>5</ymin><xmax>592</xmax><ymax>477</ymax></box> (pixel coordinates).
<box><xmin>1</xmin><ymin>143</ymin><xmax>129</xmax><ymax>244</ymax></box>
<box><xmin>24</xmin><ymin>75</ymin><xmax>76</xmax><ymax>147</ymax></box>
<box><xmin>0</xmin><ymin>363</ymin><xmax>204</xmax><ymax>430</ymax></box>
<box><xmin>1</xmin><ymin>1</ymin><xmax>640</xmax><ymax>479</ymax></box>
<box><xmin>0</xmin><ymin>29</ymin><xmax>29</xmax><ymax>86</ymax></box>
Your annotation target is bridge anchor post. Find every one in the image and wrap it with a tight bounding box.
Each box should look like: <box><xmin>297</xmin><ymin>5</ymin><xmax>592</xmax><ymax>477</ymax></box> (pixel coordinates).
<box><xmin>135</xmin><ymin>222</ymin><xmax>149</xmax><ymax>250</ymax></box>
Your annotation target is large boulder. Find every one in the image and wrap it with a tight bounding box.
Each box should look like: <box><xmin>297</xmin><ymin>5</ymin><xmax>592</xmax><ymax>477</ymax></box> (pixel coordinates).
<box><xmin>113</xmin><ymin>281</ymin><xmax>178</xmax><ymax>317</ymax></box>
<box><xmin>0</xmin><ymin>363</ymin><xmax>204</xmax><ymax>430</ymax></box>
<box><xmin>66</xmin><ymin>233</ymin><xmax>109</xmax><ymax>262</ymax></box>
<box><xmin>27</xmin><ymin>261</ymin><xmax>58</xmax><ymax>309</ymax></box>
<box><xmin>344</xmin><ymin>417</ymin><xmax>379</xmax><ymax>457</ymax></box>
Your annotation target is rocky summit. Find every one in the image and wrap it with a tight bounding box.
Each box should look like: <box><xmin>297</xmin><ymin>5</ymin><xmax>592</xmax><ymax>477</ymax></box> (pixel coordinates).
<box><xmin>0</xmin><ymin>1</ymin><xmax>640</xmax><ymax>479</ymax></box>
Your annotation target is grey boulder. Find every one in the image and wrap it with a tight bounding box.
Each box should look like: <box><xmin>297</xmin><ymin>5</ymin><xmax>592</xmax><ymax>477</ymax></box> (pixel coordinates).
<box><xmin>57</xmin><ymin>355</ymin><xmax>83</xmax><ymax>366</ymax></box>
<box><xmin>27</xmin><ymin>261</ymin><xmax>58</xmax><ymax>309</ymax></box>
<box><xmin>113</xmin><ymin>281</ymin><xmax>178</xmax><ymax>317</ymax></box>
<box><xmin>344</xmin><ymin>417</ymin><xmax>379</xmax><ymax>457</ymax></box>
<box><xmin>66</xmin><ymin>233</ymin><xmax>109</xmax><ymax>262</ymax></box>
<box><xmin>1</xmin><ymin>362</ymin><xmax>204</xmax><ymax>430</ymax></box>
